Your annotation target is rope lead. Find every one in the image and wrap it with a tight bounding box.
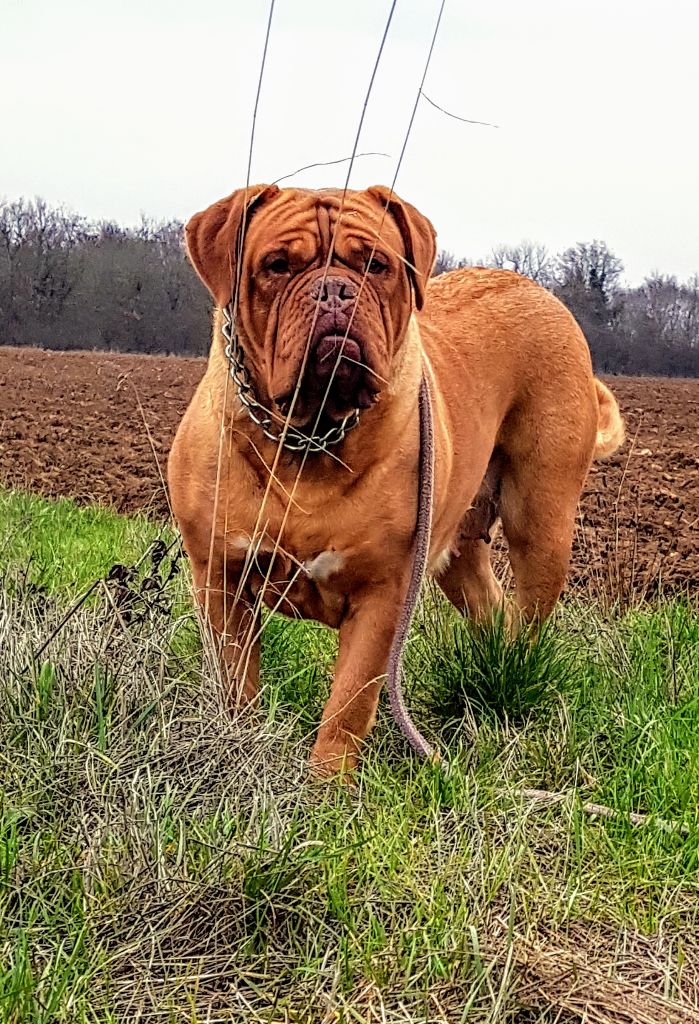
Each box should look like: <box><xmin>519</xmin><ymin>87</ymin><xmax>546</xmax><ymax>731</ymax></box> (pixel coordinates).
<box><xmin>386</xmin><ymin>372</ymin><xmax>444</xmax><ymax>768</ymax></box>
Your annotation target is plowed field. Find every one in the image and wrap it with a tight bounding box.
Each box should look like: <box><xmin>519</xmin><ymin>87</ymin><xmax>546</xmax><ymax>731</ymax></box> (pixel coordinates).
<box><xmin>1</xmin><ymin>346</ymin><xmax>697</xmax><ymax>596</ymax></box>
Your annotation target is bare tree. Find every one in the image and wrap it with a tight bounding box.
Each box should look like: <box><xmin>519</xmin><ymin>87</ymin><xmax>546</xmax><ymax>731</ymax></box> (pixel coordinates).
<box><xmin>554</xmin><ymin>240</ymin><xmax>623</xmax><ymax>303</ymax></box>
<box><xmin>622</xmin><ymin>273</ymin><xmax>699</xmax><ymax>375</ymax></box>
<box><xmin>0</xmin><ymin>196</ymin><xmax>209</xmax><ymax>354</ymax></box>
<box><xmin>487</xmin><ymin>241</ymin><xmax>553</xmax><ymax>286</ymax></box>
<box><xmin>432</xmin><ymin>249</ymin><xmax>472</xmax><ymax>276</ymax></box>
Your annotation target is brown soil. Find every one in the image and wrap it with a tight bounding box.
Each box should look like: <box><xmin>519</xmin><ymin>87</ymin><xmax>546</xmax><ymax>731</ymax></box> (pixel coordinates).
<box><xmin>1</xmin><ymin>346</ymin><xmax>697</xmax><ymax>597</ymax></box>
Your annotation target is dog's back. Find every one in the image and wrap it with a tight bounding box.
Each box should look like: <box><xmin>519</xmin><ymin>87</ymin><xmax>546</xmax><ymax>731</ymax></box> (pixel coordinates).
<box><xmin>417</xmin><ymin>266</ymin><xmax>624</xmax><ymax>622</ymax></box>
<box><xmin>420</xmin><ymin>266</ymin><xmax>623</xmax><ymax>458</ymax></box>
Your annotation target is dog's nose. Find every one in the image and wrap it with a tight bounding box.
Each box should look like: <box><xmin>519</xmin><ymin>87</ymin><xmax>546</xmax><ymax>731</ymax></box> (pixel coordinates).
<box><xmin>310</xmin><ymin>276</ymin><xmax>357</xmax><ymax>306</ymax></box>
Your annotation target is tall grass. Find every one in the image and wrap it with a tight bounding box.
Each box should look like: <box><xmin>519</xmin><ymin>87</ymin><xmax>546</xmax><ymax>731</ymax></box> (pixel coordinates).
<box><xmin>1</xmin><ymin>489</ymin><xmax>698</xmax><ymax>1022</ymax></box>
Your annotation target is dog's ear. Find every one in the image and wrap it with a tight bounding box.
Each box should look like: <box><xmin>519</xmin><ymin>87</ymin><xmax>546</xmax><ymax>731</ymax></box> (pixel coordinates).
<box><xmin>184</xmin><ymin>184</ymin><xmax>280</xmax><ymax>306</ymax></box>
<box><xmin>366</xmin><ymin>186</ymin><xmax>436</xmax><ymax>310</ymax></box>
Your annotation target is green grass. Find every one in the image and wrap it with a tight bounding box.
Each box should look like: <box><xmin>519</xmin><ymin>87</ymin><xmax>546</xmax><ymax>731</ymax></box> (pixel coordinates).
<box><xmin>1</xmin><ymin>487</ymin><xmax>698</xmax><ymax>1022</ymax></box>
<box><xmin>0</xmin><ymin>488</ymin><xmax>170</xmax><ymax>595</ymax></box>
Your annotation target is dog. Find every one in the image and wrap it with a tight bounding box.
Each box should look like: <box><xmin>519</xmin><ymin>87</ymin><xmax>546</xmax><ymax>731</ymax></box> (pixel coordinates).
<box><xmin>168</xmin><ymin>183</ymin><xmax>624</xmax><ymax>774</ymax></box>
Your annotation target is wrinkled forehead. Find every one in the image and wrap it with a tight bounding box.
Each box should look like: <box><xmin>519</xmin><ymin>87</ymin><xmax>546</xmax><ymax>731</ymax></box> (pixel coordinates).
<box><xmin>243</xmin><ymin>188</ymin><xmax>405</xmax><ymax>257</ymax></box>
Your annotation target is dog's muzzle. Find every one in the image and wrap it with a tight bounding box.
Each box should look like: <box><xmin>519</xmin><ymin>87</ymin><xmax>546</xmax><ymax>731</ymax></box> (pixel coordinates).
<box><xmin>221</xmin><ymin>304</ymin><xmax>360</xmax><ymax>453</ymax></box>
<box><xmin>307</xmin><ymin>335</ymin><xmax>362</xmax><ymax>388</ymax></box>
<box><xmin>299</xmin><ymin>275</ymin><xmax>378</xmax><ymax>412</ymax></box>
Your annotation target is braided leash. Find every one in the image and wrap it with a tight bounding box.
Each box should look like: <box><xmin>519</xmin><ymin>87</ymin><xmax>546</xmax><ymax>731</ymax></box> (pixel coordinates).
<box><xmin>386</xmin><ymin>372</ymin><xmax>443</xmax><ymax>766</ymax></box>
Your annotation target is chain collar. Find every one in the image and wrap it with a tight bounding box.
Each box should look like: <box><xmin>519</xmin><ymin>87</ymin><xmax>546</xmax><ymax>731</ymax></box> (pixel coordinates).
<box><xmin>221</xmin><ymin>305</ymin><xmax>360</xmax><ymax>454</ymax></box>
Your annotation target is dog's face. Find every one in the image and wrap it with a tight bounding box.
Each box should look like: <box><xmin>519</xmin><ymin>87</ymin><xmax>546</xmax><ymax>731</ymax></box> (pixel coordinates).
<box><xmin>185</xmin><ymin>185</ymin><xmax>436</xmax><ymax>426</ymax></box>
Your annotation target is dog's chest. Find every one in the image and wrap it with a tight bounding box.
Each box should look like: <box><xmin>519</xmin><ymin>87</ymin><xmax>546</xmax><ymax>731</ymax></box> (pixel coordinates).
<box><xmin>222</xmin><ymin>461</ymin><xmax>414</xmax><ymax>620</ymax></box>
<box><xmin>247</xmin><ymin>538</ymin><xmax>348</xmax><ymax>626</ymax></box>
<box><xmin>301</xmin><ymin>549</ymin><xmax>346</xmax><ymax>582</ymax></box>
<box><xmin>231</xmin><ymin>532</ymin><xmax>349</xmax><ymax>586</ymax></box>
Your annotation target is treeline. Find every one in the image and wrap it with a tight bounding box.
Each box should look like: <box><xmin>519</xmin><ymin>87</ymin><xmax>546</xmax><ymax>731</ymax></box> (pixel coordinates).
<box><xmin>0</xmin><ymin>197</ymin><xmax>209</xmax><ymax>356</ymax></box>
<box><xmin>1</xmin><ymin>197</ymin><xmax>697</xmax><ymax>375</ymax></box>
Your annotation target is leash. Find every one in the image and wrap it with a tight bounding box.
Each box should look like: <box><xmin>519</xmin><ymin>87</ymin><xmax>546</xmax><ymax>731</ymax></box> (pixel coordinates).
<box><xmin>386</xmin><ymin>371</ymin><xmax>443</xmax><ymax>766</ymax></box>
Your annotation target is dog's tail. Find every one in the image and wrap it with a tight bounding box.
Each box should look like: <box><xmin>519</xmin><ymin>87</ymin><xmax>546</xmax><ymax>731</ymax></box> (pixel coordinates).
<box><xmin>593</xmin><ymin>378</ymin><xmax>625</xmax><ymax>460</ymax></box>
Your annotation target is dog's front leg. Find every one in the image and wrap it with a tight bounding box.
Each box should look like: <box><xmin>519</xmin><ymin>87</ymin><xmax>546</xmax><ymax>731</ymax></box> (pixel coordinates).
<box><xmin>310</xmin><ymin>576</ymin><xmax>409</xmax><ymax>775</ymax></box>
<box><xmin>190</xmin><ymin>558</ymin><xmax>260</xmax><ymax>709</ymax></box>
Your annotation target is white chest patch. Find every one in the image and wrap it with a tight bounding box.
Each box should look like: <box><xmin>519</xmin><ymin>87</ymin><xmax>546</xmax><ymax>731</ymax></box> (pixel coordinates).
<box><xmin>302</xmin><ymin>550</ymin><xmax>345</xmax><ymax>583</ymax></box>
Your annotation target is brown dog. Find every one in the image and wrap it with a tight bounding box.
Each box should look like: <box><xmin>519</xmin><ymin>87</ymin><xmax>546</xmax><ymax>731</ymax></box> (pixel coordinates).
<box><xmin>168</xmin><ymin>183</ymin><xmax>624</xmax><ymax>773</ymax></box>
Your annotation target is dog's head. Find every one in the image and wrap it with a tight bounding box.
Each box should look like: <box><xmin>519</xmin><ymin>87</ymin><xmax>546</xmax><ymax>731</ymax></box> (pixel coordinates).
<box><xmin>185</xmin><ymin>185</ymin><xmax>436</xmax><ymax>426</ymax></box>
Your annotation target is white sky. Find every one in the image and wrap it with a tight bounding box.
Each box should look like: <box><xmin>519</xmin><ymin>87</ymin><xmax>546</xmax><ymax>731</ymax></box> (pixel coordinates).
<box><xmin>2</xmin><ymin>0</ymin><xmax>698</xmax><ymax>284</ymax></box>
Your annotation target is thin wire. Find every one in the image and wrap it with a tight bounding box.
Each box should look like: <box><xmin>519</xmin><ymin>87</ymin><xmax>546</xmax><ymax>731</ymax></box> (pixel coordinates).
<box><xmin>245</xmin><ymin>0</ymin><xmax>277</xmax><ymax>190</ymax></box>
<box><xmin>339</xmin><ymin>1</ymin><xmax>399</xmax><ymax>195</ymax></box>
<box><xmin>391</xmin><ymin>0</ymin><xmax>447</xmax><ymax>190</ymax></box>
<box><xmin>273</xmin><ymin>152</ymin><xmax>390</xmax><ymax>185</ymax></box>
<box><xmin>420</xmin><ymin>91</ymin><xmax>498</xmax><ymax>128</ymax></box>
<box><xmin>292</xmin><ymin>0</ymin><xmax>451</xmax><ymax>455</ymax></box>
<box><xmin>204</xmin><ymin>0</ymin><xmax>276</xmax><ymax>644</ymax></box>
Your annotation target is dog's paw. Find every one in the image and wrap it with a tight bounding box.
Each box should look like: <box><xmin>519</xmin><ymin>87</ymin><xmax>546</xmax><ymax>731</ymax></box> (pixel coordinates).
<box><xmin>309</xmin><ymin>736</ymin><xmax>360</xmax><ymax>780</ymax></box>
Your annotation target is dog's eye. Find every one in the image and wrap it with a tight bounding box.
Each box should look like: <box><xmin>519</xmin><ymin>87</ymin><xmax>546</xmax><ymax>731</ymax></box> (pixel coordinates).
<box><xmin>365</xmin><ymin>256</ymin><xmax>387</xmax><ymax>275</ymax></box>
<box><xmin>266</xmin><ymin>256</ymin><xmax>290</xmax><ymax>275</ymax></box>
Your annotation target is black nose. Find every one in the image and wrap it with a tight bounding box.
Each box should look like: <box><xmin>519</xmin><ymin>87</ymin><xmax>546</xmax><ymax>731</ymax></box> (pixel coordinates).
<box><xmin>310</xmin><ymin>276</ymin><xmax>357</xmax><ymax>305</ymax></box>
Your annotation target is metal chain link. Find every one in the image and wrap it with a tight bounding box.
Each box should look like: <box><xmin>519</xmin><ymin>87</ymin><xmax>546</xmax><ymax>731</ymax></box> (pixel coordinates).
<box><xmin>221</xmin><ymin>305</ymin><xmax>360</xmax><ymax>453</ymax></box>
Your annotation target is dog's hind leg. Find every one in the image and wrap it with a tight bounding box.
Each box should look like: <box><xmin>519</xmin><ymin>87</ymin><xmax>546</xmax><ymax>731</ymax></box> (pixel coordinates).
<box><xmin>437</xmin><ymin>538</ymin><xmax>503</xmax><ymax>622</ymax></box>
<box><xmin>498</xmin><ymin>404</ymin><xmax>596</xmax><ymax>623</ymax></box>
<box><xmin>437</xmin><ymin>453</ymin><xmax>504</xmax><ymax>622</ymax></box>
<box><xmin>499</xmin><ymin>478</ymin><xmax>578</xmax><ymax>624</ymax></box>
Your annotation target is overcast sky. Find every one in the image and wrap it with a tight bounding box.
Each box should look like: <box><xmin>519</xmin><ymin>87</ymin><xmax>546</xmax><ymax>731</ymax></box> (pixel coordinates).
<box><xmin>2</xmin><ymin>0</ymin><xmax>698</xmax><ymax>284</ymax></box>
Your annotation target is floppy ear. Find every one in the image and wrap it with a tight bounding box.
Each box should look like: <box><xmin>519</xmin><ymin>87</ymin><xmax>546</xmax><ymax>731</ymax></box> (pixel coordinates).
<box><xmin>184</xmin><ymin>183</ymin><xmax>280</xmax><ymax>306</ymax></box>
<box><xmin>366</xmin><ymin>185</ymin><xmax>437</xmax><ymax>310</ymax></box>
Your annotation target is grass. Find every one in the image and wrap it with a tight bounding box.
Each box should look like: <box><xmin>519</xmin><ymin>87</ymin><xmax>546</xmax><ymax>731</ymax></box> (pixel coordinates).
<box><xmin>0</xmin><ymin>488</ymin><xmax>170</xmax><ymax>595</ymax></box>
<box><xmin>1</xmin><ymin>487</ymin><xmax>698</xmax><ymax>1022</ymax></box>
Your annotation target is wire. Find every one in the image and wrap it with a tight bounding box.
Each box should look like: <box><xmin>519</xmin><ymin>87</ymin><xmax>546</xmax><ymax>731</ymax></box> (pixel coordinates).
<box><xmin>420</xmin><ymin>91</ymin><xmax>498</xmax><ymax>129</ymax></box>
<box><xmin>273</xmin><ymin>151</ymin><xmax>390</xmax><ymax>185</ymax></box>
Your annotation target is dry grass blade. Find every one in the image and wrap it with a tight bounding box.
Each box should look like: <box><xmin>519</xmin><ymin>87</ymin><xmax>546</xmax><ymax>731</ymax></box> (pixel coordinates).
<box><xmin>515</xmin><ymin>787</ymin><xmax>690</xmax><ymax>835</ymax></box>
